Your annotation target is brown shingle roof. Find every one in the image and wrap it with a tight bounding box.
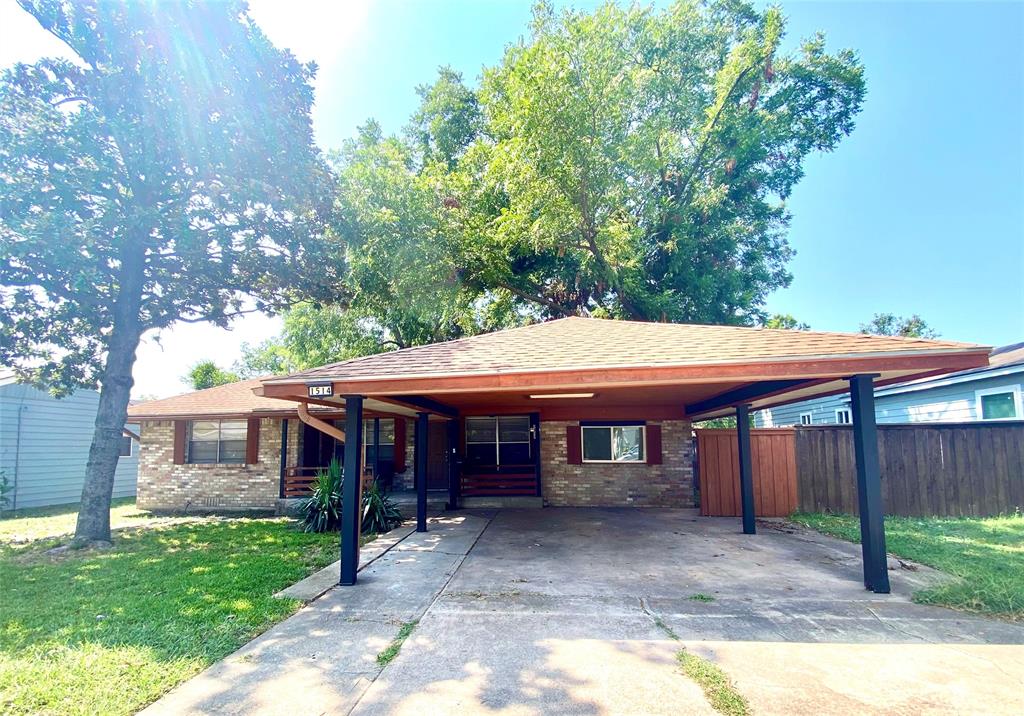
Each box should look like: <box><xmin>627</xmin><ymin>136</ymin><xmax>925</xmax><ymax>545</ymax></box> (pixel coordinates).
<box><xmin>264</xmin><ymin>317</ymin><xmax>983</xmax><ymax>384</ymax></box>
<box><xmin>128</xmin><ymin>377</ymin><xmax>325</xmax><ymax>419</ymax></box>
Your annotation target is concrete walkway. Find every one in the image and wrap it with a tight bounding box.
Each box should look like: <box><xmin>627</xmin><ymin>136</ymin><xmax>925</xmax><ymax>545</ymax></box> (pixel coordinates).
<box><xmin>143</xmin><ymin>508</ymin><xmax>1024</xmax><ymax>715</ymax></box>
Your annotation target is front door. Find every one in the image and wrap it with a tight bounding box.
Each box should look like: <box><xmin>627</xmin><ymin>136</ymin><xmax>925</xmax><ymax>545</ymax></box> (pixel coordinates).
<box><xmin>426</xmin><ymin>420</ymin><xmax>448</xmax><ymax>489</ymax></box>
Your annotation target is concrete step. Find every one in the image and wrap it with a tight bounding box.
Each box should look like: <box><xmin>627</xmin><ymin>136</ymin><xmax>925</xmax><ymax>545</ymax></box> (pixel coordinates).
<box><xmin>461</xmin><ymin>496</ymin><xmax>545</xmax><ymax>509</ymax></box>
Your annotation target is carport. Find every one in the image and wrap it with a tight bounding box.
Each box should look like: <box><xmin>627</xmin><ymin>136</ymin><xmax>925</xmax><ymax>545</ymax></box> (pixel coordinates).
<box><xmin>255</xmin><ymin>317</ymin><xmax>988</xmax><ymax>594</ymax></box>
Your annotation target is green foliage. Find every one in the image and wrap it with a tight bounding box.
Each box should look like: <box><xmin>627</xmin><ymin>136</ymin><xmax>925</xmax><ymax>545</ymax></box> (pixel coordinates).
<box><xmin>361</xmin><ymin>481</ymin><xmax>404</xmax><ymax>535</ymax></box>
<box><xmin>0</xmin><ymin>0</ymin><xmax>332</xmax><ymax>394</ymax></box>
<box><xmin>234</xmin><ymin>338</ymin><xmax>298</xmax><ymax>378</ymax></box>
<box><xmin>298</xmin><ymin>459</ymin><xmax>344</xmax><ymax>534</ymax></box>
<box><xmin>762</xmin><ymin>313</ymin><xmax>810</xmax><ymax>330</ymax></box>
<box><xmin>454</xmin><ymin>0</ymin><xmax>865</xmax><ymax>323</ymax></box>
<box><xmin>0</xmin><ymin>472</ymin><xmax>10</xmax><ymax>512</ymax></box>
<box><xmin>407</xmin><ymin>66</ymin><xmax>482</xmax><ymax>169</ymax></box>
<box><xmin>0</xmin><ymin>517</ymin><xmax>338</xmax><ymax>715</ymax></box>
<box><xmin>792</xmin><ymin>512</ymin><xmax>1024</xmax><ymax>620</ymax></box>
<box><xmin>860</xmin><ymin>313</ymin><xmax>939</xmax><ymax>338</ymax></box>
<box><xmin>688</xmin><ymin>593</ymin><xmax>715</xmax><ymax>602</ymax></box>
<box><xmin>185</xmin><ymin>360</ymin><xmax>240</xmax><ymax>390</ymax></box>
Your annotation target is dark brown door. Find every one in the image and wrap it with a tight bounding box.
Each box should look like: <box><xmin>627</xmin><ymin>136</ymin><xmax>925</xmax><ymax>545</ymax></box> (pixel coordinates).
<box><xmin>426</xmin><ymin>420</ymin><xmax>448</xmax><ymax>489</ymax></box>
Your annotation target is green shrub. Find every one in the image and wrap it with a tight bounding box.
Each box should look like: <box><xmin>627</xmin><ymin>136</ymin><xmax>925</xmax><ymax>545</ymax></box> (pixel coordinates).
<box><xmin>362</xmin><ymin>481</ymin><xmax>403</xmax><ymax>534</ymax></box>
<box><xmin>298</xmin><ymin>459</ymin><xmax>343</xmax><ymax>533</ymax></box>
<box><xmin>298</xmin><ymin>460</ymin><xmax>404</xmax><ymax>535</ymax></box>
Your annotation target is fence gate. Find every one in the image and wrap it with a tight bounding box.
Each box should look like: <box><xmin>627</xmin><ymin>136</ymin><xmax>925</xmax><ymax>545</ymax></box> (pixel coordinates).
<box><xmin>695</xmin><ymin>428</ymin><xmax>798</xmax><ymax>517</ymax></box>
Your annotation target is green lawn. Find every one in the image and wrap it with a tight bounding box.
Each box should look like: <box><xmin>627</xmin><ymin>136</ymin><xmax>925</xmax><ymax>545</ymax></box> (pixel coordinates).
<box><xmin>0</xmin><ymin>517</ymin><xmax>341</xmax><ymax>715</ymax></box>
<box><xmin>0</xmin><ymin>498</ymin><xmax>201</xmax><ymax>543</ymax></box>
<box><xmin>791</xmin><ymin>512</ymin><xmax>1024</xmax><ymax>621</ymax></box>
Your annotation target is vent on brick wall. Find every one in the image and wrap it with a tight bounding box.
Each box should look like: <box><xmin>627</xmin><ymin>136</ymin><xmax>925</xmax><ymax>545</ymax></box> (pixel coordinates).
<box><xmin>197</xmin><ymin>497</ymin><xmax>225</xmax><ymax>508</ymax></box>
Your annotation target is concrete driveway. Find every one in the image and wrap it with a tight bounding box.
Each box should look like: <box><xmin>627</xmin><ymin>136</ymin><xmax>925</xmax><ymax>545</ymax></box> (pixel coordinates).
<box><xmin>144</xmin><ymin>508</ymin><xmax>1024</xmax><ymax>716</ymax></box>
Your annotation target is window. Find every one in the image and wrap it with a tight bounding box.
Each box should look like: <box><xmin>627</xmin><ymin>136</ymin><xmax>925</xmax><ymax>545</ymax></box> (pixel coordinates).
<box><xmin>187</xmin><ymin>420</ymin><xmax>247</xmax><ymax>464</ymax></box>
<box><xmin>581</xmin><ymin>424</ymin><xmax>645</xmax><ymax>463</ymax></box>
<box><xmin>835</xmin><ymin>408</ymin><xmax>852</xmax><ymax>425</ymax></box>
<box><xmin>118</xmin><ymin>434</ymin><xmax>134</xmax><ymax>457</ymax></box>
<box><xmin>799</xmin><ymin>412</ymin><xmax>813</xmax><ymax>426</ymax></box>
<box><xmin>363</xmin><ymin>418</ymin><xmax>396</xmax><ymax>465</ymax></box>
<box><xmin>465</xmin><ymin>416</ymin><xmax>531</xmax><ymax>466</ymax></box>
<box><xmin>975</xmin><ymin>386</ymin><xmax>1022</xmax><ymax>421</ymax></box>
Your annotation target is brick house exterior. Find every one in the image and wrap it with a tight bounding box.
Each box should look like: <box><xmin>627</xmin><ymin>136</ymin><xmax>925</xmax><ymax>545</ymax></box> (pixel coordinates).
<box><xmin>540</xmin><ymin>419</ymin><xmax>693</xmax><ymax>507</ymax></box>
<box><xmin>137</xmin><ymin>417</ymin><xmax>301</xmax><ymax>512</ymax></box>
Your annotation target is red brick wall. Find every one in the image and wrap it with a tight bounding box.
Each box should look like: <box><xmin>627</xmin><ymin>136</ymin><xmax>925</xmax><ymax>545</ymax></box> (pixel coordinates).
<box><xmin>137</xmin><ymin>418</ymin><xmax>300</xmax><ymax>512</ymax></box>
<box><xmin>540</xmin><ymin>419</ymin><xmax>694</xmax><ymax>507</ymax></box>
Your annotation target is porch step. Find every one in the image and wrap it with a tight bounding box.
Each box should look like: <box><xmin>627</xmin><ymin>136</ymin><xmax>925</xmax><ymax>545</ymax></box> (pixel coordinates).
<box><xmin>460</xmin><ymin>496</ymin><xmax>545</xmax><ymax>509</ymax></box>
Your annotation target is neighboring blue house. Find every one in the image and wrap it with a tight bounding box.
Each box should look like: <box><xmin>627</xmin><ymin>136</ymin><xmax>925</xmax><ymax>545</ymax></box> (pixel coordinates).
<box><xmin>0</xmin><ymin>376</ymin><xmax>139</xmax><ymax>510</ymax></box>
<box><xmin>756</xmin><ymin>342</ymin><xmax>1024</xmax><ymax>427</ymax></box>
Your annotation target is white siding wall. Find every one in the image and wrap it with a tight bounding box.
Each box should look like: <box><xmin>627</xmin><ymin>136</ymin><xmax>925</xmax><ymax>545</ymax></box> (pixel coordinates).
<box><xmin>0</xmin><ymin>384</ymin><xmax>138</xmax><ymax>509</ymax></box>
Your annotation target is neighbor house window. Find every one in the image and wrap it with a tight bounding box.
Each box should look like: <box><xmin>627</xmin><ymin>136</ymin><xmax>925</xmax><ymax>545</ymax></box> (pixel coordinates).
<box><xmin>835</xmin><ymin>408</ymin><xmax>852</xmax><ymax>425</ymax></box>
<box><xmin>118</xmin><ymin>434</ymin><xmax>134</xmax><ymax>457</ymax></box>
<box><xmin>363</xmin><ymin>418</ymin><xmax>396</xmax><ymax>465</ymax></box>
<box><xmin>465</xmin><ymin>416</ymin><xmax>531</xmax><ymax>465</ymax></box>
<box><xmin>187</xmin><ymin>420</ymin><xmax>247</xmax><ymax>464</ymax></box>
<box><xmin>581</xmin><ymin>424</ymin><xmax>645</xmax><ymax>463</ymax></box>
<box><xmin>975</xmin><ymin>386</ymin><xmax>1022</xmax><ymax>421</ymax></box>
<box><xmin>799</xmin><ymin>412</ymin><xmax>813</xmax><ymax>426</ymax></box>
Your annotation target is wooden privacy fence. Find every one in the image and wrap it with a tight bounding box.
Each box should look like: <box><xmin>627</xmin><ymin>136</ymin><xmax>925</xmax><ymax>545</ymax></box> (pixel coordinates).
<box><xmin>797</xmin><ymin>422</ymin><xmax>1024</xmax><ymax>517</ymax></box>
<box><xmin>695</xmin><ymin>428</ymin><xmax>798</xmax><ymax>517</ymax></box>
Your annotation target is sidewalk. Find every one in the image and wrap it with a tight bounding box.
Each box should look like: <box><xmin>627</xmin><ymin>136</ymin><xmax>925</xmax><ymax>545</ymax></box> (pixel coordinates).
<box><xmin>140</xmin><ymin>513</ymin><xmax>492</xmax><ymax>716</ymax></box>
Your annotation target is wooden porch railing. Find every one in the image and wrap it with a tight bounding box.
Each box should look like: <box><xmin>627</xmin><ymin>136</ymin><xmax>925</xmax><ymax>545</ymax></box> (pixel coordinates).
<box><xmin>282</xmin><ymin>465</ymin><xmax>377</xmax><ymax>498</ymax></box>
<box><xmin>461</xmin><ymin>465</ymin><xmax>538</xmax><ymax>497</ymax></box>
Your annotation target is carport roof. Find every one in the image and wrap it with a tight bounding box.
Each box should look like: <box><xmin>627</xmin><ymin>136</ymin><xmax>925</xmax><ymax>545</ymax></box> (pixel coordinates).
<box><xmin>263</xmin><ymin>317</ymin><xmax>983</xmax><ymax>383</ymax></box>
<box><xmin>257</xmin><ymin>318</ymin><xmax>989</xmax><ymax>420</ymax></box>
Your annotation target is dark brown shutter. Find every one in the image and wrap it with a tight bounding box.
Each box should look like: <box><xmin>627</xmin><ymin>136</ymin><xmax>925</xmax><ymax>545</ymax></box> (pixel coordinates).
<box><xmin>566</xmin><ymin>425</ymin><xmax>582</xmax><ymax>465</ymax></box>
<box><xmin>646</xmin><ymin>424</ymin><xmax>662</xmax><ymax>465</ymax></box>
<box><xmin>393</xmin><ymin>418</ymin><xmax>407</xmax><ymax>473</ymax></box>
<box><xmin>245</xmin><ymin>418</ymin><xmax>261</xmax><ymax>464</ymax></box>
<box><xmin>173</xmin><ymin>420</ymin><xmax>187</xmax><ymax>464</ymax></box>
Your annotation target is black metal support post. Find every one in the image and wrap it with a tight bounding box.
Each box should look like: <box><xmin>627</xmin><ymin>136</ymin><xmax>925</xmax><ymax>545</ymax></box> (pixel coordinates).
<box><xmin>340</xmin><ymin>396</ymin><xmax>363</xmax><ymax>586</ymax></box>
<box><xmin>736</xmin><ymin>404</ymin><xmax>756</xmax><ymax>535</ymax></box>
<box><xmin>446</xmin><ymin>418</ymin><xmax>459</xmax><ymax>510</ymax></box>
<box><xmin>416</xmin><ymin>411</ymin><xmax>429</xmax><ymax>532</ymax></box>
<box><xmin>850</xmin><ymin>374</ymin><xmax>890</xmax><ymax>593</ymax></box>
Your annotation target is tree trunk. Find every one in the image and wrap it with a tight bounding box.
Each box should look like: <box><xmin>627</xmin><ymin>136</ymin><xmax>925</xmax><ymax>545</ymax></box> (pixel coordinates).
<box><xmin>74</xmin><ymin>242</ymin><xmax>145</xmax><ymax>545</ymax></box>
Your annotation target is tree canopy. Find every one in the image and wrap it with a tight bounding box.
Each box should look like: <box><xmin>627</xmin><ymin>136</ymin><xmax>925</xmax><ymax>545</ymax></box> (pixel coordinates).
<box><xmin>860</xmin><ymin>313</ymin><xmax>939</xmax><ymax>339</ymax></box>
<box><xmin>185</xmin><ymin>360</ymin><xmax>240</xmax><ymax>390</ymax></box>
<box><xmin>251</xmin><ymin>0</ymin><xmax>865</xmax><ymax>366</ymax></box>
<box><xmin>0</xmin><ymin>0</ymin><xmax>331</xmax><ymax>542</ymax></box>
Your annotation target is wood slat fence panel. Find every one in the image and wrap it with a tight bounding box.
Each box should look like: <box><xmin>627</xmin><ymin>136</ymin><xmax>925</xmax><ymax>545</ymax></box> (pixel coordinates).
<box><xmin>795</xmin><ymin>422</ymin><xmax>1024</xmax><ymax>517</ymax></box>
<box><xmin>696</xmin><ymin>429</ymin><xmax>798</xmax><ymax>517</ymax></box>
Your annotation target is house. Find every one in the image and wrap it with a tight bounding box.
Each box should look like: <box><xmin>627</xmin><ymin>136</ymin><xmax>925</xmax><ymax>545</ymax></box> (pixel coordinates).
<box><xmin>0</xmin><ymin>377</ymin><xmax>139</xmax><ymax>510</ymax></box>
<box><xmin>128</xmin><ymin>317</ymin><xmax>988</xmax><ymax>592</ymax></box>
<box><xmin>127</xmin><ymin>378</ymin><xmax>421</xmax><ymax>513</ymax></box>
<box><xmin>755</xmin><ymin>341</ymin><xmax>1023</xmax><ymax>427</ymax></box>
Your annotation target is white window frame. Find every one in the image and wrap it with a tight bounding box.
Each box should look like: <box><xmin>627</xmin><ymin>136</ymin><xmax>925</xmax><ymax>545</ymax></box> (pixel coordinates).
<box><xmin>835</xmin><ymin>408</ymin><xmax>852</xmax><ymax>425</ymax></box>
<box><xmin>974</xmin><ymin>385</ymin><xmax>1023</xmax><ymax>421</ymax></box>
<box><xmin>799</xmin><ymin>412</ymin><xmax>813</xmax><ymax>426</ymax></box>
<box><xmin>580</xmin><ymin>424</ymin><xmax>646</xmax><ymax>463</ymax></box>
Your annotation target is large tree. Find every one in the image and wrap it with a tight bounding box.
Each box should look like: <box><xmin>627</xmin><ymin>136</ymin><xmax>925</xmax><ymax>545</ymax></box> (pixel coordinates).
<box><xmin>454</xmin><ymin>0</ymin><xmax>865</xmax><ymax>323</ymax></box>
<box><xmin>0</xmin><ymin>0</ymin><xmax>332</xmax><ymax>544</ymax></box>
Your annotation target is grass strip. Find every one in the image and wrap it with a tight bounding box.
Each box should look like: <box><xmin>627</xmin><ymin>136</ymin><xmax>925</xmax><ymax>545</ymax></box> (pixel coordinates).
<box><xmin>677</xmin><ymin>650</ymin><xmax>750</xmax><ymax>716</ymax></box>
<box><xmin>376</xmin><ymin>620</ymin><xmax>418</xmax><ymax>667</ymax></box>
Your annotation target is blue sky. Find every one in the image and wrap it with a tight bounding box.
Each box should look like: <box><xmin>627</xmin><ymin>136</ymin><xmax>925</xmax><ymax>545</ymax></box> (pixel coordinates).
<box><xmin>2</xmin><ymin>0</ymin><xmax>1021</xmax><ymax>396</ymax></box>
